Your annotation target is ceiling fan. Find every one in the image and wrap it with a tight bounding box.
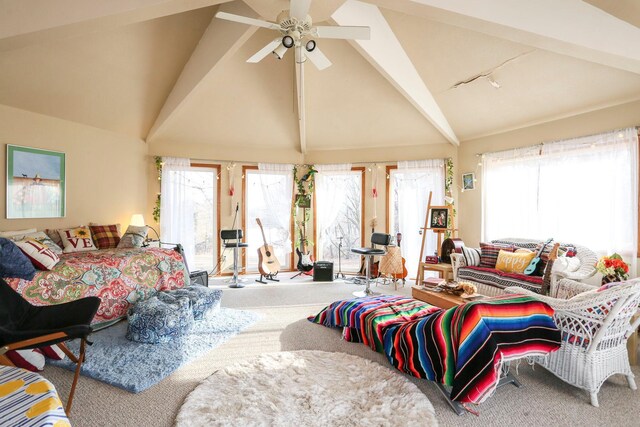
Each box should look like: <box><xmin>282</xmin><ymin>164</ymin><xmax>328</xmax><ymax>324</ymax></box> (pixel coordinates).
<box><xmin>215</xmin><ymin>0</ymin><xmax>371</xmax><ymax>70</ymax></box>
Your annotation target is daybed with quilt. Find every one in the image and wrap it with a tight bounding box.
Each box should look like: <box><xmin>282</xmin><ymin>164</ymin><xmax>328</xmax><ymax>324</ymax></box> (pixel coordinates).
<box><xmin>4</xmin><ymin>247</ymin><xmax>189</xmax><ymax>328</ymax></box>
<box><xmin>310</xmin><ymin>295</ymin><xmax>561</xmax><ymax>406</ymax></box>
<box><xmin>451</xmin><ymin>238</ymin><xmax>597</xmax><ymax>296</ymax></box>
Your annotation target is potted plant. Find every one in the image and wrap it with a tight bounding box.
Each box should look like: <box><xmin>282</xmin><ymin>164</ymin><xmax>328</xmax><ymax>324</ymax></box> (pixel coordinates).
<box><xmin>595</xmin><ymin>253</ymin><xmax>629</xmax><ymax>285</ymax></box>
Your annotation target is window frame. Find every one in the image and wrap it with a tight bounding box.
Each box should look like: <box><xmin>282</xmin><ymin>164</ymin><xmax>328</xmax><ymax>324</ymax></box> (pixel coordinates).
<box><xmin>189</xmin><ymin>162</ymin><xmax>221</xmax><ymax>273</ymax></box>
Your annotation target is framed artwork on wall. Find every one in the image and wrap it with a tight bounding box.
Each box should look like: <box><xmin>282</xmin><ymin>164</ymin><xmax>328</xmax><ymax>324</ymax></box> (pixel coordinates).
<box><xmin>462</xmin><ymin>172</ymin><xmax>475</xmax><ymax>191</ymax></box>
<box><xmin>6</xmin><ymin>145</ymin><xmax>66</xmax><ymax>219</ymax></box>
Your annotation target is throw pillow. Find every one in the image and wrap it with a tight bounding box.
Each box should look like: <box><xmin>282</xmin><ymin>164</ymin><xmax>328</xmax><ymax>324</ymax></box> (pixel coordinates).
<box><xmin>0</xmin><ymin>238</ymin><xmax>36</xmax><ymax>280</ymax></box>
<box><xmin>11</xmin><ymin>231</ymin><xmax>63</xmax><ymax>255</ymax></box>
<box><xmin>495</xmin><ymin>250</ymin><xmax>536</xmax><ymax>274</ymax></box>
<box><xmin>5</xmin><ymin>349</ymin><xmax>45</xmax><ymax>372</ymax></box>
<box><xmin>41</xmin><ymin>345</ymin><xmax>66</xmax><ymax>360</ymax></box>
<box><xmin>117</xmin><ymin>225</ymin><xmax>149</xmax><ymax>248</ymax></box>
<box><xmin>14</xmin><ymin>238</ymin><xmax>60</xmax><ymax>270</ymax></box>
<box><xmin>0</xmin><ymin>228</ymin><xmax>37</xmax><ymax>238</ymax></box>
<box><xmin>479</xmin><ymin>242</ymin><xmax>514</xmax><ymax>268</ymax></box>
<box><xmin>58</xmin><ymin>226</ymin><xmax>97</xmax><ymax>253</ymax></box>
<box><xmin>45</xmin><ymin>228</ymin><xmax>66</xmax><ymax>247</ymax></box>
<box><xmin>462</xmin><ymin>247</ymin><xmax>481</xmax><ymax>267</ymax></box>
<box><xmin>89</xmin><ymin>224</ymin><xmax>121</xmax><ymax>249</ymax></box>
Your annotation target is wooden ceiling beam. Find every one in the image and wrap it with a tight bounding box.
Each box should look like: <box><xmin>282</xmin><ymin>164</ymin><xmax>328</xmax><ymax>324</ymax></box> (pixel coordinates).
<box><xmin>368</xmin><ymin>0</ymin><xmax>640</xmax><ymax>74</ymax></box>
<box><xmin>0</xmin><ymin>0</ymin><xmax>232</xmax><ymax>51</ymax></box>
<box><xmin>332</xmin><ymin>1</ymin><xmax>459</xmax><ymax>146</ymax></box>
<box><xmin>147</xmin><ymin>1</ymin><xmax>258</xmax><ymax>141</ymax></box>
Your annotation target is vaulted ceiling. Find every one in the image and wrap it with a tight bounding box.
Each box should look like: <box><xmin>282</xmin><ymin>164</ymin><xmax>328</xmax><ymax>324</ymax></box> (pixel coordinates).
<box><xmin>2</xmin><ymin>0</ymin><xmax>640</xmax><ymax>158</ymax></box>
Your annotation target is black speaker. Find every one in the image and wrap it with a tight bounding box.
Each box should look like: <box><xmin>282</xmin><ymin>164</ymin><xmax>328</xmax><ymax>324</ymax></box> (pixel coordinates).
<box><xmin>313</xmin><ymin>262</ymin><xmax>334</xmax><ymax>282</ymax></box>
<box><xmin>190</xmin><ymin>270</ymin><xmax>209</xmax><ymax>287</ymax></box>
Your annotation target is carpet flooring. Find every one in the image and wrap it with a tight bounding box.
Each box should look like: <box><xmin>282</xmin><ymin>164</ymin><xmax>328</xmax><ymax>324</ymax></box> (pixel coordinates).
<box><xmin>41</xmin><ymin>274</ymin><xmax>640</xmax><ymax>426</ymax></box>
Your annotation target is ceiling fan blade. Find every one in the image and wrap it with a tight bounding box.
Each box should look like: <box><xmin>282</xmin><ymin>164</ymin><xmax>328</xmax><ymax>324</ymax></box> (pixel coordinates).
<box><xmin>305</xmin><ymin>47</ymin><xmax>332</xmax><ymax>70</ymax></box>
<box><xmin>215</xmin><ymin>11</ymin><xmax>281</xmax><ymax>30</ymax></box>
<box><xmin>247</xmin><ymin>39</ymin><xmax>282</xmax><ymax>63</ymax></box>
<box><xmin>290</xmin><ymin>0</ymin><xmax>312</xmax><ymax>21</ymax></box>
<box><xmin>314</xmin><ymin>25</ymin><xmax>370</xmax><ymax>40</ymax></box>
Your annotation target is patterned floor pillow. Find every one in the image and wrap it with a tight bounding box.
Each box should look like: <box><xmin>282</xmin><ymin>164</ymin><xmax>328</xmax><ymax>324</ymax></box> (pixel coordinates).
<box><xmin>159</xmin><ymin>287</ymin><xmax>222</xmax><ymax>320</ymax></box>
<box><xmin>126</xmin><ymin>294</ymin><xmax>194</xmax><ymax>344</ymax></box>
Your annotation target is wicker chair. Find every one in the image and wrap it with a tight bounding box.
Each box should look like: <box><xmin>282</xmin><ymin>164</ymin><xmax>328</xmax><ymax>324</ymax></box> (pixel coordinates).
<box><xmin>505</xmin><ymin>278</ymin><xmax>640</xmax><ymax>407</ymax></box>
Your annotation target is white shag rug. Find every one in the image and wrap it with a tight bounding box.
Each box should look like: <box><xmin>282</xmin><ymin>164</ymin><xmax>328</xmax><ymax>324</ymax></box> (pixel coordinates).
<box><xmin>175</xmin><ymin>350</ymin><xmax>438</xmax><ymax>426</ymax></box>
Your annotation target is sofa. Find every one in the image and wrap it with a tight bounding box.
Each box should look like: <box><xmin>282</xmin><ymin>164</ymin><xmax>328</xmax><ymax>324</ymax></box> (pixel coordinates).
<box><xmin>451</xmin><ymin>238</ymin><xmax>598</xmax><ymax>297</ymax></box>
<box><xmin>4</xmin><ymin>247</ymin><xmax>189</xmax><ymax>329</ymax></box>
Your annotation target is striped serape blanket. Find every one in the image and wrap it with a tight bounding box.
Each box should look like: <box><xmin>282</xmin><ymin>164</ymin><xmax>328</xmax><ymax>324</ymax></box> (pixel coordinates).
<box><xmin>309</xmin><ymin>294</ymin><xmax>560</xmax><ymax>404</ymax></box>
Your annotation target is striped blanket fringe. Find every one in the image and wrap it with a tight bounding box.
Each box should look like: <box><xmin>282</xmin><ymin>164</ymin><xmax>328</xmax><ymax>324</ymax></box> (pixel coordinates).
<box><xmin>309</xmin><ymin>294</ymin><xmax>561</xmax><ymax>405</ymax></box>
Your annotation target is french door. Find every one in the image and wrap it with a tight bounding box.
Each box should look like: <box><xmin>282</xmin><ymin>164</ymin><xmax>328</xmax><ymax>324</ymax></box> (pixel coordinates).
<box><xmin>314</xmin><ymin>168</ymin><xmax>364</xmax><ymax>273</ymax></box>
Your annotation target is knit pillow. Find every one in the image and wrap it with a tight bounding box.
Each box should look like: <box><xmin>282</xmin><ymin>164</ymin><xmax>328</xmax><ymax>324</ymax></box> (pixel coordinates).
<box><xmin>89</xmin><ymin>224</ymin><xmax>121</xmax><ymax>249</ymax></box>
<box><xmin>14</xmin><ymin>238</ymin><xmax>60</xmax><ymax>270</ymax></box>
<box><xmin>58</xmin><ymin>226</ymin><xmax>97</xmax><ymax>253</ymax></box>
<box><xmin>0</xmin><ymin>238</ymin><xmax>36</xmax><ymax>280</ymax></box>
<box><xmin>117</xmin><ymin>225</ymin><xmax>148</xmax><ymax>249</ymax></box>
<box><xmin>479</xmin><ymin>242</ymin><xmax>514</xmax><ymax>268</ymax></box>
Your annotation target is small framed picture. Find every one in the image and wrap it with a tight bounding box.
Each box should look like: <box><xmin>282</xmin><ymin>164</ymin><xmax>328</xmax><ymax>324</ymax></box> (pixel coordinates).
<box><xmin>430</xmin><ymin>208</ymin><xmax>448</xmax><ymax>229</ymax></box>
<box><xmin>462</xmin><ymin>172</ymin><xmax>475</xmax><ymax>191</ymax></box>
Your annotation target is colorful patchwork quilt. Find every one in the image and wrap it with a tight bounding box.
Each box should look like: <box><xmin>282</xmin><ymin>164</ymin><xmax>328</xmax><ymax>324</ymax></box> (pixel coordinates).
<box><xmin>5</xmin><ymin>248</ymin><xmax>189</xmax><ymax>328</ymax></box>
<box><xmin>310</xmin><ymin>294</ymin><xmax>561</xmax><ymax>404</ymax></box>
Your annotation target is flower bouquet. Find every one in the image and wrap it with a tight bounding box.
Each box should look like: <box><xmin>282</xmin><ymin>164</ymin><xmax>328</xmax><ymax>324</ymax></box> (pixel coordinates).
<box><xmin>595</xmin><ymin>253</ymin><xmax>629</xmax><ymax>285</ymax></box>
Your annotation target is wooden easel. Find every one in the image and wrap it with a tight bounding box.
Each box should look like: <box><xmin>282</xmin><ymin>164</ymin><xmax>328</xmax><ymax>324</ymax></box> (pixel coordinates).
<box><xmin>416</xmin><ymin>191</ymin><xmax>457</xmax><ymax>285</ymax></box>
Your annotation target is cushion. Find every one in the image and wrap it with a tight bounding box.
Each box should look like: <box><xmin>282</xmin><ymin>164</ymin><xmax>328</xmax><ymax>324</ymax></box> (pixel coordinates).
<box><xmin>495</xmin><ymin>250</ymin><xmax>536</xmax><ymax>274</ymax></box>
<box><xmin>14</xmin><ymin>238</ymin><xmax>60</xmax><ymax>270</ymax></box>
<box><xmin>0</xmin><ymin>228</ymin><xmax>37</xmax><ymax>238</ymax></box>
<box><xmin>117</xmin><ymin>225</ymin><xmax>148</xmax><ymax>249</ymax></box>
<box><xmin>5</xmin><ymin>349</ymin><xmax>45</xmax><ymax>372</ymax></box>
<box><xmin>45</xmin><ymin>228</ymin><xmax>66</xmax><ymax>247</ymax></box>
<box><xmin>126</xmin><ymin>294</ymin><xmax>194</xmax><ymax>344</ymax></box>
<box><xmin>11</xmin><ymin>231</ymin><xmax>63</xmax><ymax>255</ymax></box>
<box><xmin>159</xmin><ymin>287</ymin><xmax>222</xmax><ymax>320</ymax></box>
<box><xmin>89</xmin><ymin>224</ymin><xmax>121</xmax><ymax>249</ymax></box>
<box><xmin>462</xmin><ymin>247</ymin><xmax>481</xmax><ymax>267</ymax></box>
<box><xmin>479</xmin><ymin>242</ymin><xmax>514</xmax><ymax>268</ymax></box>
<box><xmin>0</xmin><ymin>238</ymin><xmax>36</xmax><ymax>280</ymax></box>
<box><xmin>58</xmin><ymin>226</ymin><xmax>97</xmax><ymax>253</ymax></box>
<box><xmin>40</xmin><ymin>345</ymin><xmax>66</xmax><ymax>361</ymax></box>
<box><xmin>457</xmin><ymin>266</ymin><xmax>543</xmax><ymax>293</ymax></box>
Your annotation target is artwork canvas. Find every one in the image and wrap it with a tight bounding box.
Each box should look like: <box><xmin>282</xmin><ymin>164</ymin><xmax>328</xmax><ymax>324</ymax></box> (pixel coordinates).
<box><xmin>462</xmin><ymin>172</ymin><xmax>475</xmax><ymax>191</ymax></box>
<box><xmin>430</xmin><ymin>208</ymin><xmax>448</xmax><ymax>229</ymax></box>
<box><xmin>6</xmin><ymin>145</ymin><xmax>66</xmax><ymax>218</ymax></box>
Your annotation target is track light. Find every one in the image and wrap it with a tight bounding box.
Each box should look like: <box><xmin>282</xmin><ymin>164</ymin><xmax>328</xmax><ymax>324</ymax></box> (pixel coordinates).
<box><xmin>282</xmin><ymin>35</ymin><xmax>294</xmax><ymax>49</ymax></box>
<box><xmin>272</xmin><ymin>43</ymin><xmax>288</xmax><ymax>60</ymax></box>
<box><xmin>305</xmin><ymin>40</ymin><xmax>316</xmax><ymax>52</ymax></box>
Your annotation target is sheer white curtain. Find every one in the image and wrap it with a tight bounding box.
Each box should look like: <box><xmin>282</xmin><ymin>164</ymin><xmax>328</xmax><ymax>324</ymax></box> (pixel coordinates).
<box><xmin>394</xmin><ymin>159</ymin><xmax>445</xmax><ymax>279</ymax></box>
<box><xmin>315</xmin><ymin>164</ymin><xmax>356</xmax><ymax>263</ymax></box>
<box><xmin>160</xmin><ymin>157</ymin><xmax>196</xmax><ymax>268</ymax></box>
<box><xmin>483</xmin><ymin>128</ymin><xmax>638</xmax><ymax>272</ymax></box>
<box><xmin>255</xmin><ymin>163</ymin><xmax>294</xmax><ymax>254</ymax></box>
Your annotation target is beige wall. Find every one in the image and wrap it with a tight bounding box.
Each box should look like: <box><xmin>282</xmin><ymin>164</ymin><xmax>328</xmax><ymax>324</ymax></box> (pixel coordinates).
<box><xmin>0</xmin><ymin>105</ymin><xmax>148</xmax><ymax>233</ymax></box>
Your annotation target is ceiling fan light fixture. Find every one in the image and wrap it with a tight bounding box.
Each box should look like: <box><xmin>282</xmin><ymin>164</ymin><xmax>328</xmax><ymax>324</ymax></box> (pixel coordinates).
<box><xmin>305</xmin><ymin>39</ymin><xmax>316</xmax><ymax>52</ymax></box>
<box><xmin>272</xmin><ymin>43</ymin><xmax>288</xmax><ymax>60</ymax></box>
<box><xmin>282</xmin><ymin>35</ymin><xmax>295</xmax><ymax>49</ymax></box>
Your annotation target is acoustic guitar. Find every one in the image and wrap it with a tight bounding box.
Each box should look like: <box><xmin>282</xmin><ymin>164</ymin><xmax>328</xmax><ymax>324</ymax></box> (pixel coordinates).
<box><xmin>255</xmin><ymin>218</ymin><xmax>281</xmax><ymax>276</ymax></box>
<box><xmin>540</xmin><ymin>243</ymin><xmax>560</xmax><ymax>295</ymax></box>
<box><xmin>391</xmin><ymin>232</ymin><xmax>408</xmax><ymax>281</ymax></box>
<box><xmin>524</xmin><ymin>238</ymin><xmax>553</xmax><ymax>276</ymax></box>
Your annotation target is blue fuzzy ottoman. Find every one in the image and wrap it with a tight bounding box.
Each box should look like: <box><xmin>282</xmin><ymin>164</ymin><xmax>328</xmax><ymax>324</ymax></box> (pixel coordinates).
<box><xmin>126</xmin><ymin>294</ymin><xmax>194</xmax><ymax>344</ymax></box>
<box><xmin>159</xmin><ymin>286</ymin><xmax>222</xmax><ymax>320</ymax></box>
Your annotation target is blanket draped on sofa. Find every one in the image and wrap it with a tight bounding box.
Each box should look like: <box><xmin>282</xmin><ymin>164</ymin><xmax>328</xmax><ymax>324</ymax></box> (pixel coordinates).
<box><xmin>5</xmin><ymin>248</ymin><xmax>189</xmax><ymax>328</ymax></box>
<box><xmin>310</xmin><ymin>295</ymin><xmax>561</xmax><ymax>404</ymax></box>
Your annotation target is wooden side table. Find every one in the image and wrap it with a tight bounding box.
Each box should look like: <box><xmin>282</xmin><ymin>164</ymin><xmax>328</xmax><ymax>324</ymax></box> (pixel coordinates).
<box><xmin>412</xmin><ymin>285</ymin><xmax>484</xmax><ymax>309</ymax></box>
<box><xmin>416</xmin><ymin>262</ymin><xmax>453</xmax><ymax>286</ymax></box>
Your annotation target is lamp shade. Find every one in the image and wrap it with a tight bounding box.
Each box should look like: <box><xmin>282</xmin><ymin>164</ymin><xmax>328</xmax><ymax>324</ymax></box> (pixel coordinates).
<box><xmin>130</xmin><ymin>214</ymin><xmax>145</xmax><ymax>227</ymax></box>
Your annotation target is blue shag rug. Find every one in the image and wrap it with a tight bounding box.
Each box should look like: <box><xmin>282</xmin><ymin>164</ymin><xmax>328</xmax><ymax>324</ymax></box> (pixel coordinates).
<box><xmin>50</xmin><ymin>307</ymin><xmax>260</xmax><ymax>393</ymax></box>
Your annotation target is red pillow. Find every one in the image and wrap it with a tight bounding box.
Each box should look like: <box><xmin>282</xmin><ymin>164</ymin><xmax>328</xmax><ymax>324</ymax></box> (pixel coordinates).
<box><xmin>6</xmin><ymin>349</ymin><xmax>45</xmax><ymax>372</ymax></box>
<box><xmin>479</xmin><ymin>242</ymin><xmax>514</xmax><ymax>268</ymax></box>
<box><xmin>41</xmin><ymin>345</ymin><xmax>66</xmax><ymax>360</ymax></box>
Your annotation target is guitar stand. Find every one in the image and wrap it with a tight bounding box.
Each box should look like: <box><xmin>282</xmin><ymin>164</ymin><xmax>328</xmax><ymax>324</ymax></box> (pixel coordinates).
<box><xmin>335</xmin><ymin>236</ymin><xmax>346</xmax><ymax>280</ymax></box>
<box><xmin>256</xmin><ymin>272</ymin><xmax>279</xmax><ymax>284</ymax></box>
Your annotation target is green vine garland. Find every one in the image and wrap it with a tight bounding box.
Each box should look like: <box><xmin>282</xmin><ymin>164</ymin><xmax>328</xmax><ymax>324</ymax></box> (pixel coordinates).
<box><xmin>153</xmin><ymin>156</ymin><xmax>162</xmax><ymax>223</ymax></box>
<box><xmin>292</xmin><ymin>164</ymin><xmax>317</xmax><ymax>247</ymax></box>
<box><xmin>445</xmin><ymin>158</ymin><xmax>456</xmax><ymax>239</ymax></box>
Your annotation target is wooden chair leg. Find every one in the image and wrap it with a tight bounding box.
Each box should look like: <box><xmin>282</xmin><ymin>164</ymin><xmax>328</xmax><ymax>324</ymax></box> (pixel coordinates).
<box><xmin>65</xmin><ymin>338</ymin><xmax>86</xmax><ymax>415</ymax></box>
<box><xmin>57</xmin><ymin>342</ymin><xmax>79</xmax><ymax>363</ymax></box>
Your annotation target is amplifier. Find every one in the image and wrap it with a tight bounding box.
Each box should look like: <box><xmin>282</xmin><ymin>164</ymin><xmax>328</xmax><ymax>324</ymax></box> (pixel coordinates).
<box><xmin>313</xmin><ymin>262</ymin><xmax>334</xmax><ymax>282</ymax></box>
<box><xmin>190</xmin><ymin>270</ymin><xmax>209</xmax><ymax>287</ymax></box>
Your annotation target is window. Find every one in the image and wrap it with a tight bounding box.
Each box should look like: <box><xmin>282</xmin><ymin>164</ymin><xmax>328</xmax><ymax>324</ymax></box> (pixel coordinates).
<box><xmin>314</xmin><ymin>167</ymin><xmax>364</xmax><ymax>272</ymax></box>
<box><xmin>160</xmin><ymin>159</ymin><xmax>219</xmax><ymax>272</ymax></box>
<box><xmin>243</xmin><ymin>167</ymin><xmax>293</xmax><ymax>272</ymax></box>
<box><xmin>483</xmin><ymin>128</ymin><xmax>638</xmax><ymax>267</ymax></box>
<box><xmin>387</xmin><ymin>160</ymin><xmax>445</xmax><ymax>279</ymax></box>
